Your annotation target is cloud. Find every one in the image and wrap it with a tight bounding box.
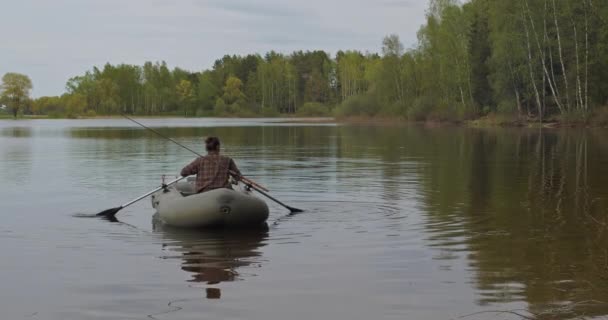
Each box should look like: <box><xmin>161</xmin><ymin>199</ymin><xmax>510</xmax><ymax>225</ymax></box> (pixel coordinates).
<box><xmin>0</xmin><ymin>0</ymin><xmax>428</xmax><ymax>97</ymax></box>
<box><xmin>204</xmin><ymin>0</ymin><xmax>314</xmax><ymax>18</ymax></box>
<box><xmin>381</xmin><ymin>0</ymin><xmax>421</xmax><ymax>8</ymax></box>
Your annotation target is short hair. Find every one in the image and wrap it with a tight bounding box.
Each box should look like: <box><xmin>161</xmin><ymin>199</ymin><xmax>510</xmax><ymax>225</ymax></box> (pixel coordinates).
<box><xmin>205</xmin><ymin>136</ymin><xmax>220</xmax><ymax>152</ymax></box>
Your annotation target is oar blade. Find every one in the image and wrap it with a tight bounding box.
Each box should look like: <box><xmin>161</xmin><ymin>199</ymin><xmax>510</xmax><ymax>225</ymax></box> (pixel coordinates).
<box><xmin>96</xmin><ymin>207</ymin><xmax>122</xmax><ymax>218</ymax></box>
<box><xmin>287</xmin><ymin>206</ymin><xmax>304</xmax><ymax>213</ymax></box>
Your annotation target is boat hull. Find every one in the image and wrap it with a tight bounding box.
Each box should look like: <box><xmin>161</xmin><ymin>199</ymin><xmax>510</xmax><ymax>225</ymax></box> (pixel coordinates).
<box><xmin>151</xmin><ymin>185</ymin><xmax>269</xmax><ymax>228</ymax></box>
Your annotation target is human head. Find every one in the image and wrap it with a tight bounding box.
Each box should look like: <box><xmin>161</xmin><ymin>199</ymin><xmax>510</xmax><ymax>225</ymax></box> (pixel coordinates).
<box><xmin>205</xmin><ymin>136</ymin><xmax>221</xmax><ymax>153</ymax></box>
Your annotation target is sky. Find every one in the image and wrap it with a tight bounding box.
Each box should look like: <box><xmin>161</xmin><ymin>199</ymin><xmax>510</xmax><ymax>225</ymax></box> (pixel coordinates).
<box><xmin>0</xmin><ymin>0</ymin><xmax>428</xmax><ymax>97</ymax></box>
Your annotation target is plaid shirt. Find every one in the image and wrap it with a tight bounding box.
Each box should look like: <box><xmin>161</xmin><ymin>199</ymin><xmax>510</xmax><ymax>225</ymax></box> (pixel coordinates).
<box><xmin>180</xmin><ymin>152</ymin><xmax>241</xmax><ymax>193</ymax></box>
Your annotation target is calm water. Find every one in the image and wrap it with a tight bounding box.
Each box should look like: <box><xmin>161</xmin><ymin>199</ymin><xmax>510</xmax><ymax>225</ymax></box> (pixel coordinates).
<box><xmin>1</xmin><ymin>118</ymin><xmax>607</xmax><ymax>320</ymax></box>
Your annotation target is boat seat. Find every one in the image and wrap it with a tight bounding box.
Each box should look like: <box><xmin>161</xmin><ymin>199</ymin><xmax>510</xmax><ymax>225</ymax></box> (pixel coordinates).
<box><xmin>177</xmin><ymin>185</ymin><xmax>236</xmax><ymax>197</ymax></box>
<box><xmin>175</xmin><ymin>181</ymin><xmax>196</xmax><ymax>194</ymax></box>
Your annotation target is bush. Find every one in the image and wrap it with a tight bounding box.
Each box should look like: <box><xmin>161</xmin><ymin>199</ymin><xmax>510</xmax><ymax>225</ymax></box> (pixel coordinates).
<box><xmin>213</xmin><ymin>100</ymin><xmax>258</xmax><ymax>117</ymax></box>
<box><xmin>379</xmin><ymin>101</ymin><xmax>407</xmax><ymax>117</ymax></box>
<box><xmin>407</xmin><ymin>96</ymin><xmax>434</xmax><ymax>121</ymax></box>
<box><xmin>48</xmin><ymin>111</ymin><xmax>64</xmax><ymax>119</ymax></box>
<box><xmin>590</xmin><ymin>106</ymin><xmax>608</xmax><ymax>126</ymax></box>
<box><xmin>214</xmin><ymin>98</ymin><xmax>228</xmax><ymax>116</ymax></box>
<box><xmin>85</xmin><ymin>109</ymin><xmax>97</xmax><ymax>118</ymax></box>
<box><xmin>496</xmin><ymin>100</ymin><xmax>519</xmax><ymax>115</ymax></box>
<box><xmin>334</xmin><ymin>94</ymin><xmax>379</xmax><ymax>117</ymax></box>
<box><xmin>427</xmin><ymin>107</ymin><xmax>459</xmax><ymax>122</ymax></box>
<box><xmin>231</xmin><ymin>104</ymin><xmax>256</xmax><ymax>117</ymax></box>
<box><xmin>559</xmin><ymin>110</ymin><xmax>589</xmax><ymax>124</ymax></box>
<box><xmin>261</xmin><ymin>107</ymin><xmax>279</xmax><ymax>117</ymax></box>
<box><xmin>195</xmin><ymin>108</ymin><xmax>214</xmax><ymax>117</ymax></box>
<box><xmin>470</xmin><ymin>112</ymin><xmax>521</xmax><ymax>126</ymax></box>
<box><xmin>296</xmin><ymin>102</ymin><xmax>331</xmax><ymax>117</ymax></box>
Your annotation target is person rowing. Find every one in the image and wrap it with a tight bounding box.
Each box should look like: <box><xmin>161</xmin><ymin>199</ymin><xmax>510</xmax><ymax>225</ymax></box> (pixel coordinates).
<box><xmin>95</xmin><ymin>118</ymin><xmax>301</xmax><ymax>220</ymax></box>
<box><xmin>180</xmin><ymin>136</ymin><xmax>242</xmax><ymax>193</ymax></box>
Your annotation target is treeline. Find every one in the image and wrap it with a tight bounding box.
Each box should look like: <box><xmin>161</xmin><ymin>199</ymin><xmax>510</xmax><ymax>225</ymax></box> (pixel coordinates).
<box><xmin>28</xmin><ymin>0</ymin><xmax>608</xmax><ymax>121</ymax></box>
<box><xmin>33</xmin><ymin>53</ymin><xmax>336</xmax><ymax>118</ymax></box>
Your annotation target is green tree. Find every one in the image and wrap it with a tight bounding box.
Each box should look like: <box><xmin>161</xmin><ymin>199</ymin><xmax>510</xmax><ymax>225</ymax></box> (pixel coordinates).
<box><xmin>256</xmin><ymin>53</ymin><xmax>297</xmax><ymax>113</ymax></box>
<box><xmin>381</xmin><ymin>34</ymin><xmax>407</xmax><ymax>110</ymax></box>
<box><xmin>197</xmin><ymin>71</ymin><xmax>219</xmax><ymax>114</ymax></box>
<box><xmin>27</xmin><ymin>1</ymin><xmax>608</xmax><ymax>121</ymax></box>
<box><xmin>336</xmin><ymin>51</ymin><xmax>367</xmax><ymax>101</ymax></box>
<box><xmin>96</xmin><ymin>78</ymin><xmax>120</xmax><ymax>114</ymax></box>
<box><xmin>32</xmin><ymin>96</ymin><xmax>61</xmax><ymax>115</ymax></box>
<box><xmin>62</xmin><ymin>93</ymin><xmax>87</xmax><ymax>118</ymax></box>
<box><xmin>176</xmin><ymin>79</ymin><xmax>195</xmax><ymax>116</ymax></box>
<box><xmin>222</xmin><ymin>76</ymin><xmax>246</xmax><ymax>105</ymax></box>
<box><xmin>468</xmin><ymin>0</ymin><xmax>493</xmax><ymax>113</ymax></box>
<box><xmin>1</xmin><ymin>73</ymin><xmax>33</xmax><ymax>118</ymax></box>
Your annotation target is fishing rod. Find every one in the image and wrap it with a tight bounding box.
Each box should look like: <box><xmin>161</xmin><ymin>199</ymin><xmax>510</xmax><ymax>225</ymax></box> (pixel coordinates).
<box><xmin>121</xmin><ymin>114</ymin><xmax>303</xmax><ymax>213</ymax></box>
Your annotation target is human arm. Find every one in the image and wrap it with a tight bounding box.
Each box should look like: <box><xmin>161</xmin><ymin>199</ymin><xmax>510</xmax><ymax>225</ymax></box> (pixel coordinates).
<box><xmin>180</xmin><ymin>158</ymin><xmax>201</xmax><ymax>177</ymax></box>
<box><xmin>228</xmin><ymin>158</ymin><xmax>242</xmax><ymax>178</ymax></box>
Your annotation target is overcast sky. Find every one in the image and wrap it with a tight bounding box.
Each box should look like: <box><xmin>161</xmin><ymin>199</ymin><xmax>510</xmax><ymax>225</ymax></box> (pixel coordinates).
<box><xmin>0</xmin><ymin>0</ymin><xmax>428</xmax><ymax>97</ymax></box>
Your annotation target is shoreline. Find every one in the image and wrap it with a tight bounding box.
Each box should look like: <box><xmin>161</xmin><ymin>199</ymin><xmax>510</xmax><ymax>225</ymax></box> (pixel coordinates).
<box><xmin>335</xmin><ymin>115</ymin><xmax>608</xmax><ymax>129</ymax></box>
<box><xmin>0</xmin><ymin>114</ymin><xmax>337</xmax><ymax>123</ymax></box>
<box><xmin>2</xmin><ymin>114</ymin><xmax>607</xmax><ymax>128</ymax></box>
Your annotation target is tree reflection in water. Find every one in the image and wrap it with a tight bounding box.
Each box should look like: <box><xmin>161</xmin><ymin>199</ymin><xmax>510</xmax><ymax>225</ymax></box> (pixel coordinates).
<box><xmin>68</xmin><ymin>123</ymin><xmax>608</xmax><ymax>316</ymax></box>
<box><xmin>417</xmin><ymin>129</ymin><xmax>608</xmax><ymax>318</ymax></box>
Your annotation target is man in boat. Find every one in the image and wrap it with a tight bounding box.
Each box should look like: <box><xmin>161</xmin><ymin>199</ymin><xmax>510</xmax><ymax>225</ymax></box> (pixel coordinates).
<box><xmin>180</xmin><ymin>136</ymin><xmax>242</xmax><ymax>193</ymax></box>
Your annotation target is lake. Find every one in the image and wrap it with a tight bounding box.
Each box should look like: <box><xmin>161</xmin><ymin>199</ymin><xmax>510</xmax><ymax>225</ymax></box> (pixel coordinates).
<box><xmin>1</xmin><ymin>118</ymin><xmax>607</xmax><ymax>319</ymax></box>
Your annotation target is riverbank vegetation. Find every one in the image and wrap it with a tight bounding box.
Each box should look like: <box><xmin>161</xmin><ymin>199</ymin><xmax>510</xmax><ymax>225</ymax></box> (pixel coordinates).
<box><xmin>0</xmin><ymin>73</ymin><xmax>33</xmax><ymax>118</ymax></box>
<box><xmin>2</xmin><ymin>0</ymin><xmax>607</xmax><ymax>125</ymax></box>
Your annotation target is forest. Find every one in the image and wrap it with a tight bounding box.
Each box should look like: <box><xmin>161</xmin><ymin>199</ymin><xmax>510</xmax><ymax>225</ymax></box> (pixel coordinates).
<box><xmin>3</xmin><ymin>0</ymin><xmax>608</xmax><ymax>123</ymax></box>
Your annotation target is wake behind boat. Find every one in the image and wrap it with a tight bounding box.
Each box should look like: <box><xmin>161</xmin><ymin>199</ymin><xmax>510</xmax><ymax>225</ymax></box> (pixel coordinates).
<box><xmin>151</xmin><ymin>179</ymin><xmax>269</xmax><ymax>228</ymax></box>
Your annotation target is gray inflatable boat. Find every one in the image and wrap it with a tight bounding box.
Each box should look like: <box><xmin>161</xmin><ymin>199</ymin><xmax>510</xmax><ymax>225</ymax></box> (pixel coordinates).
<box><xmin>151</xmin><ymin>180</ymin><xmax>269</xmax><ymax>228</ymax></box>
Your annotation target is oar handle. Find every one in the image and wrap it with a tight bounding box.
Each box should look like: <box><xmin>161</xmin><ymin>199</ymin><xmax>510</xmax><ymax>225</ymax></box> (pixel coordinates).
<box><xmin>230</xmin><ymin>170</ymin><xmax>269</xmax><ymax>192</ymax></box>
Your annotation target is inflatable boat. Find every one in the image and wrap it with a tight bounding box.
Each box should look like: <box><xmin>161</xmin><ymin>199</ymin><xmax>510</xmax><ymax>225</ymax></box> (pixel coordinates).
<box><xmin>151</xmin><ymin>180</ymin><xmax>269</xmax><ymax>228</ymax></box>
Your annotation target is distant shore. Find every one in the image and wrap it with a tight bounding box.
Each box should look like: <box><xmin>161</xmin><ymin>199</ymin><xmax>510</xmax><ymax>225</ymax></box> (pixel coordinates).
<box><xmin>2</xmin><ymin>113</ymin><xmax>607</xmax><ymax>128</ymax></box>
<box><xmin>0</xmin><ymin>114</ymin><xmax>337</xmax><ymax>123</ymax></box>
<box><xmin>335</xmin><ymin>114</ymin><xmax>608</xmax><ymax>129</ymax></box>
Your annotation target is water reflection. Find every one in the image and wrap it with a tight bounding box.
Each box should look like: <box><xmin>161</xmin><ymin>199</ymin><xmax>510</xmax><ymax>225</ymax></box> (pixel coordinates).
<box><xmin>0</xmin><ymin>127</ymin><xmax>34</xmax><ymax>185</ymax></box>
<box><xmin>0</xmin><ymin>127</ymin><xmax>32</xmax><ymax>137</ymax></box>
<box><xmin>67</xmin><ymin>123</ymin><xmax>608</xmax><ymax>316</ymax></box>
<box><xmin>153</xmin><ymin>221</ymin><xmax>268</xmax><ymax>299</ymax></box>
<box><xmin>65</xmin><ymin>125</ymin><xmax>342</xmax><ymax>192</ymax></box>
<box><xmin>418</xmin><ymin>129</ymin><xmax>608</xmax><ymax>318</ymax></box>
<box><xmin>68</xmin><ymin>126</ymin><xmax>337</xmax><ymax>145</ymax></box>
<box><xmin>2</xmin><ymin>119</ymin><xmax>608</xmax><ymax>318</ymax></box>
<box><xmin>0</xmin><ymin>138</ymin><xmax>33</xmax><ymax>185</ymax></box>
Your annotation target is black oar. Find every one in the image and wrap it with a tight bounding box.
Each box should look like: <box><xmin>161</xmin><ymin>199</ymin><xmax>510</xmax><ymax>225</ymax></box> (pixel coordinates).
<box><xmin>232</xmin><ymin>171</ymin><xmax>302</xmax><ymax>213</ymax></box>
<box><xmin>96</xmin><ymin>176</ymin><xmax>186</xmax><ymax>218</ymax></box>
<box><xmin>245</xmin><ymin>184</ymin><xmax>303</xmax><ymax>213</ymax></box>
<box><xmin>120</xmin><ymin>114</ymin><xmax>304</xmax><ymax>213</ymax></box>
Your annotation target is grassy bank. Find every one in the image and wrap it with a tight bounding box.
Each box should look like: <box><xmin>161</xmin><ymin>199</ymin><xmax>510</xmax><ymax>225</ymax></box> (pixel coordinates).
<box><xmin>0</xmin><ymin>114</ymin><xmax>50</xmax><ymax>120</ymax></box>
<box><xmin>336</xmin><ymin>106</ymin><xmax>608</xmax><ymax>128</ymax></box>
<box><xmin>466</xmin><ymin>108</ymin><xmax>608</xmax><ymax>128</ymax></box>
<box><xmin>5</xmin><ymin>107</ymin><xmax>608</xmax><ymax>128</ymax></box>
<box><xmin>0</xmin><ymin>113</ymin><xmax>335</xmax><ymax>121</ymax></box>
